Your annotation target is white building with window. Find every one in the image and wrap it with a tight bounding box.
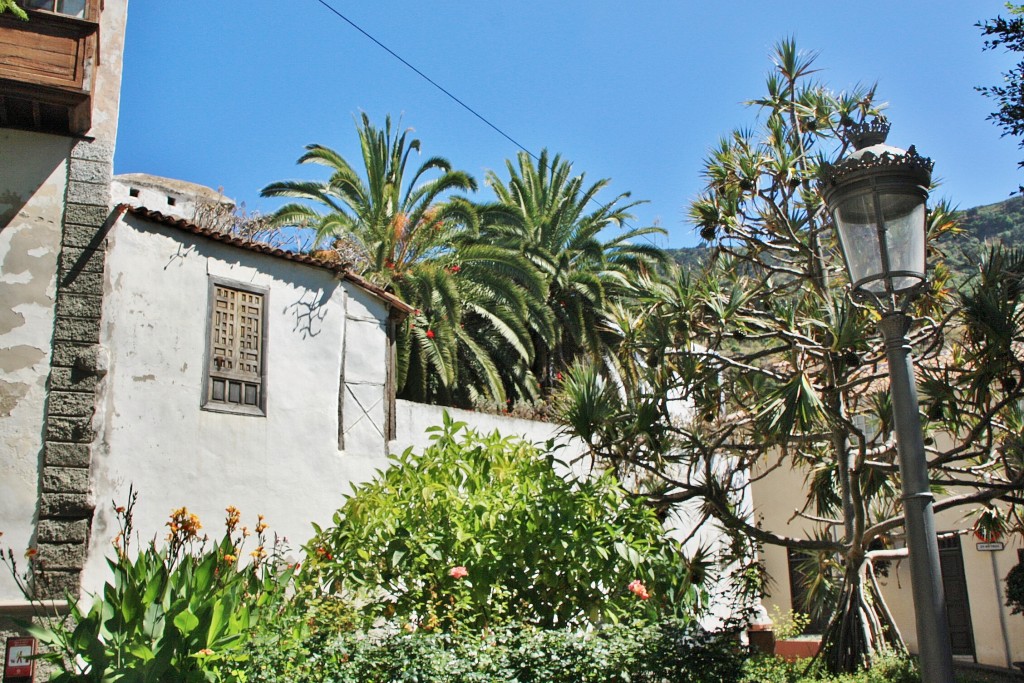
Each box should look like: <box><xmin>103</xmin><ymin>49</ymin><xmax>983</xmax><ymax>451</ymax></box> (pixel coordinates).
<box><xmin>74</xmin><ymin>202</ymin><xmax>413</xmax><ymax>590</ymax></box>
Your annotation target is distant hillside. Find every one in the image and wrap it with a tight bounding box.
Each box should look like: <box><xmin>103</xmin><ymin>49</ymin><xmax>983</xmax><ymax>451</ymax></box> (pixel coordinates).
<box><xmin>664</xmin><ymin>196</ymin><xmax>1024</xmax><ymax>279</ymax></box>
<box><xmin>665</xmin><ymin>244</ymin><xmax>710</xmax><ymax>272</ymax></box>
<box><xmin>946</xmin><ymin>196</ymin><xmax>1024</xmax><ymax>277</ymax></box>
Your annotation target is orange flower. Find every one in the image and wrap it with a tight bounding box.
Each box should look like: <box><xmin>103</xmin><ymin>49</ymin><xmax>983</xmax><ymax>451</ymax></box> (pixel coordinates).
<box><xmin>255</xmin><ymin>515</ymin><xmax>268</xmax><ymax>534</ymax></box>
<box><xmin>225</xmin><ymin>506</ymin><xmax>241</xmax><ymax>532</ymax></box>
<box><xmin>627</xmin><ymin>579</ymin><xmax>650</xmax><ymax>600</ymax></box>
<box><xmin>24</xmin><ymin>548</ymin><xmax>37</xmax><ymax>558</ymax></box>
<box><xmin>448</xmin><ymin>566</ymin><xmax>468</xmax><ymax>579</ymax></box>
<box><xmin>167</xmin><ymin>507</ymin><xmax>202</xmax><ymax>541</ymax></box>
<box><xmin>223</xmin><ymin>553</ymin><xmax>237</xmax><ymax>563</ymax></box>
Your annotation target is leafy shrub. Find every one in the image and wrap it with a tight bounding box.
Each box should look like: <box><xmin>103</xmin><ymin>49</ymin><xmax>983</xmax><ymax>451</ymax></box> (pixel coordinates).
<box><xmin>22</xmin><ymin>492</ymin><xmax>289</xmax><ymax>682</ymax></box>
<box><xmin>1006</xmin><ymin>559</ymin><xmax>1024</xmax><ymax>614</ymax></box>
<box><xmin>230</xmin><ymin>617</ymin><xmax>744</xmax><ymax>683</ymax></box>
<box><xmin>740</xmin><ymin>652</ymin><xmax>918</xmax><ymax>683</ymax></box>
<box><xmin>768</xmin><ymin>606</ymin><xmax>813</xmax><ymax>640</ymax></box>
<box><xmin>307</xmin><ymin>413</ymin><xmax>706</xmax><ymax>630</ymax></box>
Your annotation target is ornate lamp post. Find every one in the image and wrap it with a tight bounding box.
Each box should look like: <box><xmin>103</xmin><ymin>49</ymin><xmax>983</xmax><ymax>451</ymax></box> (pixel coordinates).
<box><xmin>820</xmin><ymin>119</ymin><xmax>954</xmax><ymax>683</ymax></box>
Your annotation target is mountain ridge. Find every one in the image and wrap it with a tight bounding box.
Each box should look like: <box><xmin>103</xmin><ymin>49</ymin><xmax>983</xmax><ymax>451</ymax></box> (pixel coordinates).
<box><xmin>664</xmin><ymin>196</ymin><xmax>1024</xmax><ymax>279</ymax></box>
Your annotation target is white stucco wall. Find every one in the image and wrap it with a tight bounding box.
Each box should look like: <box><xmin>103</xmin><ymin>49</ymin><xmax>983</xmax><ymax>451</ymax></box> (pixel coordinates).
<box><xmin>0</xmin><ymin>0</ymin><xmax>127</xmax><ymax>602</ymax></box>
<box><xmin>81</xmin><ymin>214</ymin><xmax>394</xmax><ymax>594</ymax></box>
<box><xmin>752</xmin><ymin>462</ymin><xmax>1024</xmax><ymax>668</ymax></box>
<box><xmin>112</xmin><ymin>175</ymin><xmax>233</xmax><ymax>223</ymax></box>
<box><xmin>0</xmin><ymin>130</ymin><xmax>71</xmax><ymax>600</ymax></box>
<box><xmin>391</xmin><ymin>399</ymin><xmax>582</xmax><ymax>458</ymax></box>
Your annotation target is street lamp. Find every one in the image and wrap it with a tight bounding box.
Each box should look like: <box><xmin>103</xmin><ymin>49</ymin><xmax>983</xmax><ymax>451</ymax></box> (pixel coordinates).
<box><xmin>820</xmin><ymin>118</ymin><xmax>955</xmax><ymax>683</ymax></box>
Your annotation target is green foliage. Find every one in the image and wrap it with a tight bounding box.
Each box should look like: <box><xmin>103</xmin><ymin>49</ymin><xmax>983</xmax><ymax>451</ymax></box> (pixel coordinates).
<box><xmin>558</xmin><ymin>36</ymin><xmax>1024</xmax><ymax>675</ymax></box>
<box><xmin>0</xmin><ymin>0</ymin><xmax>28</xmax><ymax>19</ymax></box>
<box><xmin>484</xmin><ymin>149</ymin><xmax>667</xmax><ymax>386</ymax></box>
<box><xmin>768</xmin><ymin>606</ymin><xmax>813</xmax><ymax>640</ymax></box>
<box><xmin>665</xmin><ymin>245</ymin><xmax>711</xmax><ymax>272</ymax></box>
<box><xmin>938</xmin><ymin>197</ymin><xmax>1024</xmax><ymax>278</ymax></box>
<box><xmin>307</xmin><ymin>413</ymin><xmax>704</xmax><ymax>630</ymax></box>
<box><xmin>263</xmin><ymin>114</ymin><xmax>543</xmax><ymax>408</ymax></box>
<box><xmin>740</xmin><ymin>653</ymin><xmax>919</xmax><ymax>683</ymax></box>
<box><xmin>25</xmin><ymin>493</ymin><xmax>288</xmax><ymax>682</ymax></box>
<box><xmin>1006</xmin><ymin>560</ymin><xmax>1024</xmax><ymax>614</ymax></box>
<box><xmin>230</xmin><ymin>617</ymin><xmax>743</xmax><ymax>683</ymax></box>
<box><xmin>673</xmin><ymin>195</ymin><xmax>1024</xmax><ymax>286</ymax></box>
<box><xmin>978</xmin><ymin>4</ymin><xmax>1024</xmax><ymax>191</ymax></box>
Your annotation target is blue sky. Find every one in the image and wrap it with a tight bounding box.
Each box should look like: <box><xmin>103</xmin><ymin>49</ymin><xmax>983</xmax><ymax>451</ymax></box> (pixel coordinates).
<box><xmin>114</xmin><ymin>2</ymin><xmax>1022</xmax><ymax>249</ymax></box>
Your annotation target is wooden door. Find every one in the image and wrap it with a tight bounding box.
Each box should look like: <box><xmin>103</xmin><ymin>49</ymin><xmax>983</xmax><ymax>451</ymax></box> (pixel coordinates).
<box><xmin>937</xmin><ymin>534</ymin><xmax>976</xmax><ymax>659</ymax></box>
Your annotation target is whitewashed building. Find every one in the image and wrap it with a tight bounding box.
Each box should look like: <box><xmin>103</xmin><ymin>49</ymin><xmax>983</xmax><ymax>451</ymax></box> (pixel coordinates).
<box><xmin>78</xmin><ymin>202</ymin><xmax>415</xmax><ymax>590</ymax></box>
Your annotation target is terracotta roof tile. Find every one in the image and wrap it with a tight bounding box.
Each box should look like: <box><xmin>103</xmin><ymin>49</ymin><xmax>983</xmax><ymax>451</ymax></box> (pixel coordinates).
<box><xmin>116</xmin><ymin>204</ymin><xmax>413</xmax><ymax>316</ymax></box>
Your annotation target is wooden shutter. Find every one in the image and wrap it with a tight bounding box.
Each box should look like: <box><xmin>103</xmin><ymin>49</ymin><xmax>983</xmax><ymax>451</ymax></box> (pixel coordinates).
<box><xmin>207</xmin><ymin>284</ymin><xmax>264</xmax><ymax>411</ymax></box>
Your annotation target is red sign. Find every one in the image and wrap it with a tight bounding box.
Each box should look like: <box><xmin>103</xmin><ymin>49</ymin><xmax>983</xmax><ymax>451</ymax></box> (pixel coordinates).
<box><xmin>4</xmin><ymin>637</ymin><xmax>35</xmax><ymax>681</ymax></box>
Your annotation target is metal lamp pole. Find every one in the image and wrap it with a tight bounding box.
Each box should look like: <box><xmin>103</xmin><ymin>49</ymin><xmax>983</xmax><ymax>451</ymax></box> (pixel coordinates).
<box><xmin>820</xmin><ymin>119</ymin><xmax>955</xmax><ymax>683</ymax></box>
<box><xmin>878</xmin><ymin>313</ymin><xmax>954</xmax><ymax>683</ymax></box>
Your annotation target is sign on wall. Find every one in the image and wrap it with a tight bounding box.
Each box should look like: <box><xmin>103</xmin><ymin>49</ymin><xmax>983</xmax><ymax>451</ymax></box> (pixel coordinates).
<box><xmin>4</xmin><ymin>636</ymin><xmax>35</xmax><ymax>681</ymax></box>
<box><xmin>976</xmin><ymin>542</ymin><xmax>1005</xmax><ymax>552</ymax></box>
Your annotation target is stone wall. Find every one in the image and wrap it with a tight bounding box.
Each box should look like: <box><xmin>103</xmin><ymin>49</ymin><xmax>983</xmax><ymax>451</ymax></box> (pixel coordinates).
<box><xmin>35</xmin><ymin>141</ymin><xmax>113</xmax><ymax>598</ymax></box>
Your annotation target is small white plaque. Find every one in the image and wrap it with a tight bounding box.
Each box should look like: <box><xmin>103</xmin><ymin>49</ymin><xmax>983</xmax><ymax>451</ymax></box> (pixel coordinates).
<box><xmin>976</xmin><ymin>542</ymin><xmax>1004</xmax><ymax>551</ymax></box>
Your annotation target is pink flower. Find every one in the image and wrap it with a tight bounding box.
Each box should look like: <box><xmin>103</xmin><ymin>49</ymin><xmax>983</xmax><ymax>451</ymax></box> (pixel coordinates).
<box><xmin>449</xmin><ymin>565</ymin><xmax>468</xmax><ymax>579</ymax></box>
<box><xmin>627</xmin><ymin>579</ymin><xmax>650</xmax><ymax>600</ymax></box>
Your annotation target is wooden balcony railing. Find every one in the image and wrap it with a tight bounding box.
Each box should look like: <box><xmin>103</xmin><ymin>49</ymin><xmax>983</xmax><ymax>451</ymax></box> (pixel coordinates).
<box><xmin>0</xmin><ymin>0</ymin><xmax>100</xmax><ymax>135</ymax></box>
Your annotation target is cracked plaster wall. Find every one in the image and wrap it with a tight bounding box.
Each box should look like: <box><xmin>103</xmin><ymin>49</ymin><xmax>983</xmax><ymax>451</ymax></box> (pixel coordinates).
<box><xmin>0</xmin><ymin>130</ymin><xmax>71</xmax><ymax>601</ymax></box>
<box><xmin>0</xmin><ymin>0</ymin><xmax>128</xmax><ymax>602</ymax></box>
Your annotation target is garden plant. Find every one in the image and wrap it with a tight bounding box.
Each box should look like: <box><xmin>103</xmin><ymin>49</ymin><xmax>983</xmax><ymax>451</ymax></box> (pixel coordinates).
<box><xmin>555</xmin><ymin>39</ymin><xmax>1024</xmax><ymax>674</ymax></box>
<box><xmin>3</xmin><ymin>491</ymin><xmax>289</xmax><ymax>682</ymax></box>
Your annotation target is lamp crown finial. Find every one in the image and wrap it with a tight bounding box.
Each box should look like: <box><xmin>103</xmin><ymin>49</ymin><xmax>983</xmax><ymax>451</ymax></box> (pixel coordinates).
<box><xmin>846</xmin><ymin>118</ymin><xmax>891</xmax><ymax>150</ymax></box>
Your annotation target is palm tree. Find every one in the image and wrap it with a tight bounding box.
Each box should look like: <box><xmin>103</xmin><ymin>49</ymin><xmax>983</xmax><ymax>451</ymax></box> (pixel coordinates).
<box><xmin>262</xmin><ymin>115</ymin><xmax>542</xmax><ymax>406</ymax></box>
<box><xmin>485</xmin><ymin>150</ymin><xmax>666</xmax><ymax>386</ymax></box>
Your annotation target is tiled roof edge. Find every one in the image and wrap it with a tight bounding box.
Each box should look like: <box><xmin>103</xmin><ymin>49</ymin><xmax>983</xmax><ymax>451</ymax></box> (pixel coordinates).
<box><xmin>116</xmin><ymin>204</ymin><xmax>413</xmax><ymax>315</ymax></box>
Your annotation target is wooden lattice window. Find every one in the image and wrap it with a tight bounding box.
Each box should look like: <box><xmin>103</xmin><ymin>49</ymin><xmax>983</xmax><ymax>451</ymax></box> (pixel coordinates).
<box><xmin>203</xmin><ymin>279</ymin><xmax>267</xmax><ymax>415</ymax></box>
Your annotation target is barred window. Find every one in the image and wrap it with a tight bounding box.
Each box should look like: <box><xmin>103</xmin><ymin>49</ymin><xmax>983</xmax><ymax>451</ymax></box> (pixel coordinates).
<box><xmin>203</xmin><ymin>279</ymin><xmax>267</xmax><ymax>416</ymax></box>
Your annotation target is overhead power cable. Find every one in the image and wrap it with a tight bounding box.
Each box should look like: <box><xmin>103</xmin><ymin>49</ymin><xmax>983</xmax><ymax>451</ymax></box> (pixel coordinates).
<box><xmin>312</xmin><ymin>0</ymin><xmax>538</xmax><ymax>164</ymax></box>
<box><xmin>310</xmin><ymin>0</ymin><xmax>664</xmax><ymax>248</ymax></box>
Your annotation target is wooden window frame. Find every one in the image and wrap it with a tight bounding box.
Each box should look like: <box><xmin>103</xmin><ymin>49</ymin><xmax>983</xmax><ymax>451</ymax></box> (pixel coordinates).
<box><xmin>201</xmin><ymin>277</ymin><xmax>269</xmax><ymax>417</ymax></box>
<box><xmin>1</xmin><ymin>0</ymin><xmax>101</xmax><ymax>134</ymax></box>
<box><xmin>17</xmin><ymin>0</ymin><xmax>99</xmax><ymax>21</ymax></box>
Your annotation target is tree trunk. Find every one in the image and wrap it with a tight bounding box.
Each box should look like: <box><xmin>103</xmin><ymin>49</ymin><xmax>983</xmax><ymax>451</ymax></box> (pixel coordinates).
<box><xmin>817</xmin><ymin>555</ymin><xmax>906</xmax><ymax>674</ymax></box>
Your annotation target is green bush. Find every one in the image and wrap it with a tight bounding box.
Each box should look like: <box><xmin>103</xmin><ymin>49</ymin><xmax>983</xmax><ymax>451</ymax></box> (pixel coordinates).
<box><xmin>307</xmin><ymin>413</ymin><xmax>706</xmax><ymax>630</ymax></box>
<box><xmin>23</xmin><ymin>493</ymin><xmax>289</xmax><ymax>682</ymax></box>
<box><xmin>230</xmin><ymin>617</ymin><xmax>744</xmax><ymax>683</ymax></box>
<box><xmin>740</xmin><ymin>653</ymin><xmax>919</xmax><ymax>683</ymax></box>
<box><xmin>1005</xmin><ymin>560</ymin><xmax>1024</xmax><ymax>614</ymax></box>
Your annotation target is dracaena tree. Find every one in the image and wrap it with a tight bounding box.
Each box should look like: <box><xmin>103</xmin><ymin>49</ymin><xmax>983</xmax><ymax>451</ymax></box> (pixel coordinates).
<box><xmin>262</xmin><ymin>115</ymin><xmax>544</xmax><ymax>406</ymax></box>
<box><xmin>556</xmin><ymin>40</ymin><xmax>1024</xmax><ymax>674</ymax></box>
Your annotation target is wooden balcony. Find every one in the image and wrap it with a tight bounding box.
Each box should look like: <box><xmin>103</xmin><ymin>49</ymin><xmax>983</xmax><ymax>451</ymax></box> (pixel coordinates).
<box><xmin>0</xmin><ymin>1</ymin><xmax>99</xmax><ymax>135</ymax></box>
